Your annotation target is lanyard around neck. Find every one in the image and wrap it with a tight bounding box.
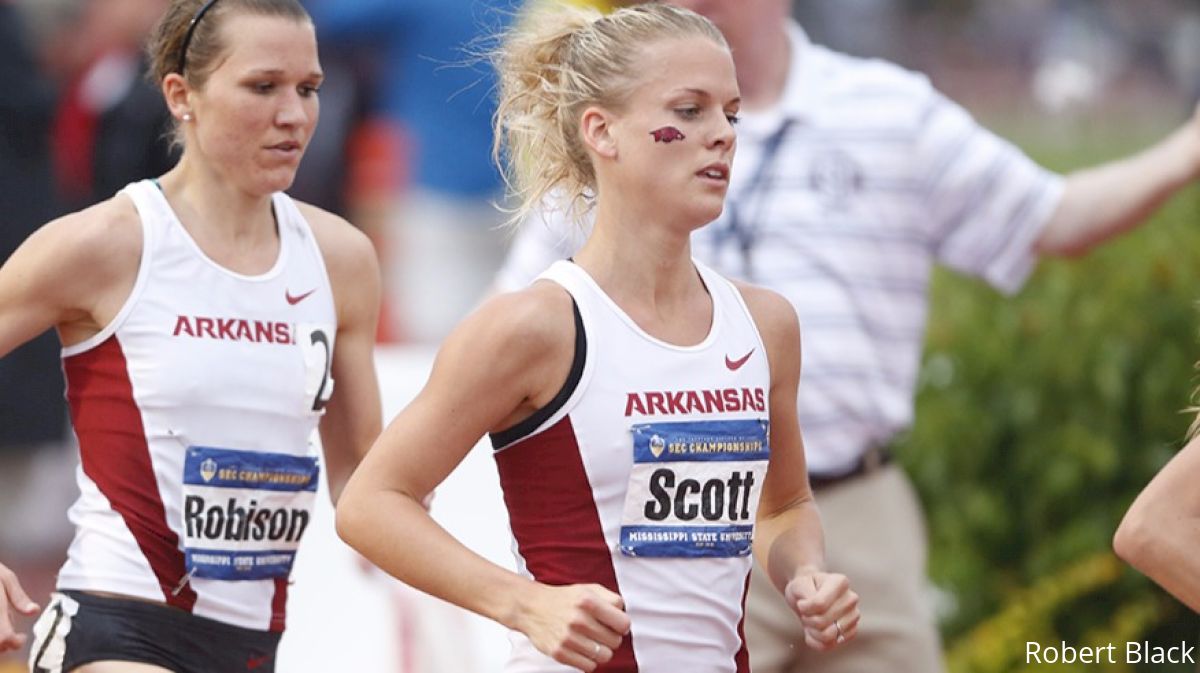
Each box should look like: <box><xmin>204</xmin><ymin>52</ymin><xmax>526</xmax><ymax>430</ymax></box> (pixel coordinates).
<box><xmin>717</xmin><ymin>119</ymin><xmax>793</xmax><ymax>281</ymax></box>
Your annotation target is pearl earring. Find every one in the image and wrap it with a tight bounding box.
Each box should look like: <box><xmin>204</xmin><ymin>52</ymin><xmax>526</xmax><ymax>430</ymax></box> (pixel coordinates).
<box><xmin>182</xmin><ymin>113</ymin><xmax>193</xmax><ymax>121</ymax></box>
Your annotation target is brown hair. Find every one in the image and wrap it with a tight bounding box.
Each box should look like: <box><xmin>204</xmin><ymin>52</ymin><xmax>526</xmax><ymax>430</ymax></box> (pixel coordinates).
<box><xmin>492</xmin><ymin>2</ymin><xmax>726</xmax><ymax>226</ymax></box>
<box><xmin>146</xmin><ymin>0</ymin><xmax>310</xmax><ymax>90</ymax></box>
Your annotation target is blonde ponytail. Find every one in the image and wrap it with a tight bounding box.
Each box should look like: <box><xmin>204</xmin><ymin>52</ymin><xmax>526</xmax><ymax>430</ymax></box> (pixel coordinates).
<box><xmin>492</xmin><ymin>2</ymin><xmax>726</xmax><ymax>226</ymax></box>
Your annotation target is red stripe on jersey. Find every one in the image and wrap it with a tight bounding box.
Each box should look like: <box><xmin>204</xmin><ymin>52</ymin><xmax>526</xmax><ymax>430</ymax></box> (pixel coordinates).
<box><xmin>733</xmin><ymin>573</ymin><xmax>751</xmax><ymax>672</ymax></box>
<box><xmin>65</xmin><ymin>336</ymin><xmax>197</xmax><ymax>611</ymax></box>
<box><xmin>495</xmin><ymin>416</ymin><xmax>639</xmax><ymax>672</ymax></box>
<box><xmin>270</xmin><ymin>577</ymin><xmax>288</xmax><ymax>632</ymax></box>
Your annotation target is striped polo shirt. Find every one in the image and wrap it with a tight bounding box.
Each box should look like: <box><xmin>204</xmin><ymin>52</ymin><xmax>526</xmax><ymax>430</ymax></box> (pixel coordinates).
<box><xmin>494</xmin><ymin>21</ymin><xmax>1063</xmax><ymax>476</ymax></box>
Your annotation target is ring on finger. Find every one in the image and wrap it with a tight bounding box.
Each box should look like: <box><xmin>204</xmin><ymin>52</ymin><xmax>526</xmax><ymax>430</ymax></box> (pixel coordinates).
<box><xmin>835</xmin><ymin>620</ymin><xmax>845</xmax><ymax>642</ymax></box>
<box><xmin>593</xmin><ymin>642</ymin><xmax>602</xmax><ymax>658</ymax></box>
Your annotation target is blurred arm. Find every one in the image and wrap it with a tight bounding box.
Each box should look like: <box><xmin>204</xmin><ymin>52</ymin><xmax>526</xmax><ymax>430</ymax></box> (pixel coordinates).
<box><xmin>336</xmin><ymin>284</ymin><xmax>634</xmax><ymax>668</ymax></box>
<box><xmin>303</xmin><ymin>204</ymin><xmax>384</xmax><ymax>504</ymax></box>
<box><xmin>1114</xmin><ymin>433</ymin><xmax>1200</xmax><ymax>612</ymax></box>
<box><xmin>0</xmin><ymin>228</ymin><xmax>64</xmax><ymax>358</ymax></box>
<box><xmin>1035</xmin><ymin>104</ymin><xmax>1200</xmax><ymax>257</ymax></box>
<box><xmin>741</xmin><ymin>286</ymin><xmax>824</xmax><ymax>587</ymax></box>
<box><xmin>335</xmin><ymin>284</ymin><xmax>600</xmax><ymax>628</ymax></box>
<box><xmin>0</xmin><ymin>199</ymin><xmax>138</xmax><ymax>358</ymax></box>
<box><xmin>741</xmin><ymin>284</ymin><xmax>858</xmax><ymax>650</ymax></box>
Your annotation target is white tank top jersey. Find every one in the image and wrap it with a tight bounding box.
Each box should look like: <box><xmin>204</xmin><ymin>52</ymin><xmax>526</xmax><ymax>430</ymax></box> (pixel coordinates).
<box><xmin>56</xmin><ymin>180</ymin><xmax>337</xmax><ymax>632</ymax></box>
<box><xmin>491</xmin><ymin>260</ymin><xmax>772</xmax><ymax>673</ymax></box>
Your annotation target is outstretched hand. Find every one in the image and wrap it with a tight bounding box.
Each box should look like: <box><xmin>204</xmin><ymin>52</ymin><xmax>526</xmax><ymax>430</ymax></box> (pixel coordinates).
<box><xmin>518</xmin><ymin>583</ymin><xmax>631</xmax><ymax>672</ymax></box>
<box><xmin>785</xmin><ymin>570</ymin><xmax>859</xmax><ymax>652</ymax></box>
<box><xmin>0</xmin><ymin>562</ymin><xmax>39</xmax><ymax>653</ymax></box>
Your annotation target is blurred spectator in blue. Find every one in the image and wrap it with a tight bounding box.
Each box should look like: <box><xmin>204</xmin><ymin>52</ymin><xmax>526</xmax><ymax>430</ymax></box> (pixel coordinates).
<box><xmin>307</xmin><ymin>0</ymin><xmax>524</xmax><ymax>343</ymax></box>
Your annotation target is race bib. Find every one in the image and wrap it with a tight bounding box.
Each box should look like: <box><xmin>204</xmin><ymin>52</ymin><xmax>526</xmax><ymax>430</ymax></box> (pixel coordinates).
<box><xmin>619</xmin><ymin>420</ymin><xmax>769</xmax><ymax>558</ymax></box>
<box><xmin>181</xmin><ymin>446</ymin><xmax>320</xmax><ymax>580</ymax></box>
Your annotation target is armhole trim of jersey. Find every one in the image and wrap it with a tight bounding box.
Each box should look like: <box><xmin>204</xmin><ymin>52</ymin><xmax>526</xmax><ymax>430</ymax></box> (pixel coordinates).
<box><xmin>489</xmin><ymin>298</ymin><xmax>586</xmax><ymax>450</ymax></box>
<box><xmin>61</xmin><ymin>188</ymin><xmax>154</xmax><ymax>358</ymax></box>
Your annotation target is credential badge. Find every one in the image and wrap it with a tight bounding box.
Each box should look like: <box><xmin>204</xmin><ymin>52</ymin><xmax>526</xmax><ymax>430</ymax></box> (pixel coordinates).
<box><xmin>809</xmin><ymin>148</ymin><xmax>864</xmax><ymax>210</ymax></box>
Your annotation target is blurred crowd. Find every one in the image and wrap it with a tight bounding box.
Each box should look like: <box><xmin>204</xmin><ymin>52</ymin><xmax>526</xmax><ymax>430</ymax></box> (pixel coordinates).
<box><xmin>0</xmin><ymin>0</ymin><xmax>1198</xmax><ymax>666</ymax></box>
<box><xmin>814</xmin><ymin>0</ymin><xmax>1200</xmax><ymax>116</ymax></box>
<box><xmin>2</xmin><ymin>0</ymin><xmax>1195</xmax><ymax>340</ymax></box>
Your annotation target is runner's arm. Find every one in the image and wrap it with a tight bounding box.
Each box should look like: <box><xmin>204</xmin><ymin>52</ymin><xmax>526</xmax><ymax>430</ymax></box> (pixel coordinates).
<box><xmin>336</xmin><ymin>285</ymin><xmax>630</xmax><ymax>670</ymax></box>
<box><xmin>739</xmin><ymin>284</ymin><xmax>859</xmax><ymax>651</ymax></box>
<box><xmin>304</xmin><ymin>205</ymin><xmax>384</xmax><ymax>504</ymax></box>
<box><xmin>1115</xmin><ymin>433</ymin><xmax>1200</xmax><ymax>612</ymax></box>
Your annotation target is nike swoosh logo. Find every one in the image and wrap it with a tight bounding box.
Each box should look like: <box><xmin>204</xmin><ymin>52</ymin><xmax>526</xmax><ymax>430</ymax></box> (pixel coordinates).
<box><xmin>726</xmin><ymin>348</ymin><xmax>755</xmax><ymax>371</ymax></box>
<box><xmin>285</xmin><ymin>288</ymin><xmax>316</xmax><ymax>305</ymax></box>
<box><xmin>247</xmin><ymin>654</ymin><xmax>271</xmax><ymax>670</ymax></box>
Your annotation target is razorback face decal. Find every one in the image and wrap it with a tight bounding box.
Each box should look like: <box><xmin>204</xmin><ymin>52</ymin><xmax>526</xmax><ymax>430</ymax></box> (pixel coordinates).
<box><xmin>650</xmin><ymin>126</ymin><xmax>686</xmax><ymax>143</ymax></box>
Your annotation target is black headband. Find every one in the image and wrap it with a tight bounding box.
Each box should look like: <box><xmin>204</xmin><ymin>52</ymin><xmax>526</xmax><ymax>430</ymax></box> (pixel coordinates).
<box><xmin>177</xmin><ymin>0</ymin><xmax>221</xmax><ymax>75</ymax></box>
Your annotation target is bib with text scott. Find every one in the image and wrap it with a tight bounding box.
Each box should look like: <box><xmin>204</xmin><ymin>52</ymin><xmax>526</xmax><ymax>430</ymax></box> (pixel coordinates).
<box><xmin>182</xmin><ymin>446</ymin><xmax>320</xmax><ymax>580</ymax></box>
<box><xmin>619</xmin><ymin>420</ymin><xmax>769</xmax><ymax>558</ymax></box>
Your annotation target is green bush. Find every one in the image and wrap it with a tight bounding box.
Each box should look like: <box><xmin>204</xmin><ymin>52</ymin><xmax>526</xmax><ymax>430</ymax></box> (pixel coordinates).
<box><xmin>896</xmin><ymin>116</ymin><xmax>1200</xmax><ymax>671</ymax></box>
